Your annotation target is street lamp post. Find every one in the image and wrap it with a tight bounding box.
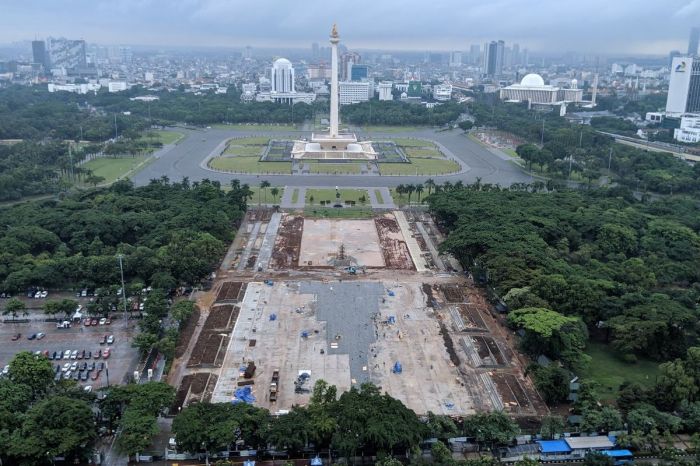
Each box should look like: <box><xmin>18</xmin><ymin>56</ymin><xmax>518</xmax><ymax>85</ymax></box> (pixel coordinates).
<box><xmin>117</xmin><ymin>254</ymin><xmax>128</xmax><ymax>330</ymax></box>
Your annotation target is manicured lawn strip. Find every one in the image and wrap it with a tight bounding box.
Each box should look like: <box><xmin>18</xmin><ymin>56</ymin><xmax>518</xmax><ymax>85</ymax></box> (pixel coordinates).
<box><xmin>149</xmin><ymin>131</ymin><xmax>184</xmax><ymax>145</ymax></box>
<box><xmin>214</xmin><ymin>124</ymin><xmax>296</xmax><ymax>131</ymax></box>
<box><xmin>390</xmin><ymin>188</ymin><xmax>428</xmax><ymax>206</ymax></box>
<box><xmin>224</xmin><ymin>145</ymin><xmax>264</xmax><ymax>156</ymax></box>
<box><xmin>581</xmin><ymin>341</ymin><xmax>660</xmax><ymax>401</ymax></box>
<box><xmin>308</xmin><ymin>163</ymin><xmax>363</xmax><ymax>174</ymax></box>
<box><xmin>208</xmin><ymin>157</ymin><xmax>291</xmax><ymax>174</ymax></box>
<box><xmin>291</xmin><ymin>188</ymin><xmax>299</xmax><ymax>204</ymax></box>
<box><xmin>303</xmin><ymin>207</ymin><xmax>374</xmax><ymax>219</ymax></box>
<box><xmin>247</xmin><ymin>186</ymin><xmax>284</xmax><ymax>204</ymax></box>
<box><xmin>379</xmin><ymin>158</ymin><xmax>459</xmax><ymax>175</ymax></box>
<box><xmin>404</xmin><ymin>147</ymin><xmax>444</xmax><ymax>158</ymax></box>
<box><xmin>305</xmin><ymin>188</ymin><xmax>369</xmax><ymax>205</ymax></box>
<box><xmin>361</xmin><ymin>126</ymin><xmax>420</xmax><ymax>133</ymax></box>
<box><xmin>391</xmin><ymin>138</ymin><xmax>436</xmax><ymax>147</ymax></box>
<box><xmin>374</xmin><ymin>189</ymin><xmax>384</xmax><ymax>204</ymax></box>
<box><xmin>82</xmin><ymin>156</ymin><xmax>148</xmax><ymax>184</ymax></box>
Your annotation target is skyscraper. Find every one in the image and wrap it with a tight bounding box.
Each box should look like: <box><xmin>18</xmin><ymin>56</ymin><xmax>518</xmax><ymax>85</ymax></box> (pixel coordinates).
<box><xmin>311</xmin><ymin>42</ymin><xmax>319</xmax><ymax>59</ymax></box>
<box><xmin>340</xmin><ymin>51</ymin><xmax>360</xmax><ymax>81</ymax></box>
<box><xmin>688</xmin><ymin>27</ymin><xmax>699</xmax><ymax>56</ymax></box>
<box><xmin>47</xmin><ymin>38</ymin><xmax>86</xmax><ymax>71</ymax></box>
<box><xmin>512</xmin><ymin>43</ymin><xmax>520</xmax><ymax>66</ymax></box>
<box><xmin>666</xmin><ymin>56</ymin><xmax>700</xmax><ymax>115</ymax></box>
<box><xmin>31</xmin><ymin>40</ymin><xmax>48</xmax><ymax>69</ymax></box>
<box><xmin>485</xmin><ymin>40</ymin><xmax>505</xmax><ymax>77</ymax></box>
<box><xmin>469</xmin><ymin>44</ymin><xmax>480</xmax><ymax>65</ymax></box>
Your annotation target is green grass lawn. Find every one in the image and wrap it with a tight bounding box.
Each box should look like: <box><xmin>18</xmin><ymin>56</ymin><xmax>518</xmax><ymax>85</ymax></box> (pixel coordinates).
<box><xmin>214</xmin><ymin>124</ymin><xmax>296</xmax><ymax>131</ymax></box>
<box><xmin>303</xmin><ymin>207</ymin><xmax>374</xmax><ymax>218</ymax></box>
<box><xmin>308</xmin><ymin>163</ymin><xmax>364</xmax><ymax>174</ymax></box>
<box><xmin>291</xmin><ymin>188</ymin><xmax>299</xmax><ymax>204</ymax></box>
<box><xmin>247</xmin><ymin>186</ymin><xmax>284</xmax><ymax>205</ymax></box>
<box><xmin>390</xmin><ymin>188</ymin><xmax>428</xmax><ymax>206</ymax></box>
<box><xmin>392</xmin><ymin>138</ymin><xmax>435</xmax><ymax>148</ymax></box>
<box><xmin>306</xmin><ymin>188</ymin><xmax>369</xmax><ymax>205</ymax></box>
<box><xmin>148</xmin><ymin>130</ymin><xmax>183</xmax><ymax>145</ymax></box>
<box><xmin>82</xmin><ymin>156</ymin><xmax>149</xmax><ymax>184</ymax></box>
<box><xmin>379</xmin><ymin>158</ymin><xmax>460</xmax><ymax>176</ymax></box>
<box><xmin>208</xmin><ymin>156</ymin><xmax>291</xmax><ymax>174</ymax></box>
<box><xmin>360</xmin><ymin>125</ymin><xmax>420</xmax><ymax>133</ymax></box>
<box><xmin>231</xmin><ymin>137</ymin><xmax>271</xmax><ymax>146</ymax></box>
<box><xmin>502</xmin><ymin>148</ymin><xmax>519</xmax><ymax>158</ymax></box>
<box><xmin>224</xmin><ymin>145</ymin><xmax>264</xmax><ymax>156</ymax></box>
<box><xmin>404</xmin><ymin>147</ymin><xmax>444</xmax><ymax>158</ymax></box>
<box><xmin>374</xmin><ymin>189</ymin><xmax>384</xmax><ymax>204</ymax></box>
<box><xmin>581</xmin><ymin>342</ymin><xmax>660</xmax><ymax>401</ymax></box>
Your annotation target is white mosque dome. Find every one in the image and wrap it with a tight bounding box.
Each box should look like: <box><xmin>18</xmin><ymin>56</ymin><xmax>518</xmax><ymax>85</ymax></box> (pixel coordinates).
<box><xmin>520</xmin><ymin>73</ymin><xmax>545</xmax><ymax>87</ymax></box>
<box><xmin>273</xmin><ymin>58</ymin><xmax>292</xmax><ymax>68</ymax></box>
<box><xmin>571</xmin><ymin>78</ymin><xmax>578</xmax><ymax>89</ymax></box>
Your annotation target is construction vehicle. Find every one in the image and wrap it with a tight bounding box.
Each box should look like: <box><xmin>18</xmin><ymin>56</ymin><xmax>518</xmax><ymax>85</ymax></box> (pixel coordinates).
<box><xmin>344</xmin><ymin>266</ymin><xmax>357</xmax><ymax>275</ymax></box>
<box><xmin>294</xmin><ymin>372</ymin><xmax>311</xmax><ymax>394</ymax></box>
<box><xmin>270</xmin><ymin>370</ymin><xmax>280</xmax><ymax>402</ymax></box>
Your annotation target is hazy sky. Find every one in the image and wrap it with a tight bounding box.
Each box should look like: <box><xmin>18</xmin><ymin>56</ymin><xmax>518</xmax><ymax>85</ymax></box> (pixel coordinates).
<box><xmin>1</xmin><ymin>0</ymin><xmax>698</xmax><ymax>54</ymax></box>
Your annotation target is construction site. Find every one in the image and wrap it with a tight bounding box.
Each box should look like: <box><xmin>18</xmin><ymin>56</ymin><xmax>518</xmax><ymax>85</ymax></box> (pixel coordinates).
<box><xmin>169</xmin><ymin>208</ymin><xmax>547</xmax><ymax>418</ymax></box>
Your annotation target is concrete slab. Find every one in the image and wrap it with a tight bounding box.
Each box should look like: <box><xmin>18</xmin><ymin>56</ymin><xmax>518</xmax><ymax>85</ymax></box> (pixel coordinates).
<box><xmin>299</xmin><ymin>219</ymin><xmax>384</xmax><ymax>267</ymax></box>
<box><xmin>393</xmin><ymin>211</ymin><xmax>429</xmax><ymax>272</ymax></box>
<box><xmin>256</xmin><ymin>213</ymin><xmax>282</xmax><ymax>271</ymax></box>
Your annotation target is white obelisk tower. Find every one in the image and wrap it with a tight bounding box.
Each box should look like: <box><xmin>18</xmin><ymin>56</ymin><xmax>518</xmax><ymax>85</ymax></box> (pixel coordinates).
<box><xmin>329</xmin><ymin>24</ymin><xmax>340</xmax><ymax>138</ymax></box>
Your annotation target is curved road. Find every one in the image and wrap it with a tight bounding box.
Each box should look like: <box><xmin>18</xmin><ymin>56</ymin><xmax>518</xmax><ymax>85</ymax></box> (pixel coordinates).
<box><xmin>131</xmin><ymin>127</ymin><xmax>531</xmax><ymax>187</ymax></box>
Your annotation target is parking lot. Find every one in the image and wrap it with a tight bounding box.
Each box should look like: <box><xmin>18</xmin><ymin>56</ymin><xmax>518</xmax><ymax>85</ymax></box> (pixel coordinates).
<box><xmin>0</xmin><ymin>314</ymin><xmax>141</xmax><ymax>389</ymax></box>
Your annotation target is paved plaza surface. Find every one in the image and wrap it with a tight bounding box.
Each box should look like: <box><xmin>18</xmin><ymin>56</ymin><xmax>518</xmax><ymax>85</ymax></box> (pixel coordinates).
<box><xmin>131</xmin><ymin>127</ymin><xmax>530</xmax><ymax>188</ymax></box>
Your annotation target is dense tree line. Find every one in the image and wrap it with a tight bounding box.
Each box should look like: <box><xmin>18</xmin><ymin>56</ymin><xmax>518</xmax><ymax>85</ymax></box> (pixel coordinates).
<box><xmin>429</xmin><ymin>185</ymin><xmax>699</xmax><ymax>365</ymax></box>
<box><xmin>470</xmin><ymin>98</ymin><xmax>700</xmax><ymax>194</ymax></box>
<box><xmin>341</xmin><ymin>100</ymin><xmax>464</xmax><ymax>126</ymax></box>
<box><xmin>0</xmin><ymin>178</ymin><xmax>251</xmax><ymax>293</ymax></box>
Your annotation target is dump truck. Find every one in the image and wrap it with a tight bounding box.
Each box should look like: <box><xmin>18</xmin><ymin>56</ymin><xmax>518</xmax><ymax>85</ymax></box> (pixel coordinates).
<box><xmin>270</xmin><ymin>370</ymin><xmax>280</xmax><ymax>402</ymax></box>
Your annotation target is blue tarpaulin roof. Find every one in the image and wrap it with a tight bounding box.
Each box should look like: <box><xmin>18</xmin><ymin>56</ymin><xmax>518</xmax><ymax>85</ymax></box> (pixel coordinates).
<box><xmin>602</xmin><ymin>450</ymin><xmax>633</xmax><ymax>458</ymax></box>
<box><xmin>537</xmin><ymin>440</ymin><xmax>572</xmax><ymax>454</ymax></box>
<box><xmin>233</xmin><ymin>386</ymin><xmax>256</xmax><ymax>404</ymax></box>
<box><xmin>310</xmin><ymin>457</ymin><xmax>322</xmax><ymax>466</ymax></box>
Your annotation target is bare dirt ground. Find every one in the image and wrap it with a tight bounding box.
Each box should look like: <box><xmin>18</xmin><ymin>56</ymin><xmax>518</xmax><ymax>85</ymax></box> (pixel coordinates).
<box><xmin>172</xmin><ymin>208</ymin><xmax>547</xmax><ymax>418</ymax></box>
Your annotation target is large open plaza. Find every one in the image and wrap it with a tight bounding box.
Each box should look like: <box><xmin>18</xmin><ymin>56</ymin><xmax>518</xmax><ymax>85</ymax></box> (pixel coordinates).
<box><xmin>169</xmin><ymin>208</ymin><xmax>546</xmax><ymax>417</ymax></box>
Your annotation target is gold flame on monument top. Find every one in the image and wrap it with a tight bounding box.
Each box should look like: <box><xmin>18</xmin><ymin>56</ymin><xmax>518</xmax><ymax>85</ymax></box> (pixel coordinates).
<box><xmin>331</xmin><ymin>23</ymin><xmax>339</xmax><ymax>39</ymax></box>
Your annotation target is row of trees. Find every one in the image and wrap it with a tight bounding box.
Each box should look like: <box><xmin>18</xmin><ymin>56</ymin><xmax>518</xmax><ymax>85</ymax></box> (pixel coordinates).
<box><xmin>470</xmin><ymin>97</ymin><xmax>700</xmax><ymax>194</ymax></box>
<box><xmin>341</xmin><ymin>100</ymin><xmax>464</xmax><ymax>126</ymax></box>
<box><xmin>0</xmin><ymin>178</ymin><xmax>252</xmax><ymax>293</ymax></box>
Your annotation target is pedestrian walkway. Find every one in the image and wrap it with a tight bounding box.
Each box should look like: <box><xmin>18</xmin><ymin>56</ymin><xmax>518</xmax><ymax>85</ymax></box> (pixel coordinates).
<box><xmin>367</xmin><ymin>187</ymin><xmax>397</xmax><ymax>209</ymax></box>
<box><xmin>280</xmin><ymin>186</ymin><xmax>306</xmax><ymax>209</ymax></box>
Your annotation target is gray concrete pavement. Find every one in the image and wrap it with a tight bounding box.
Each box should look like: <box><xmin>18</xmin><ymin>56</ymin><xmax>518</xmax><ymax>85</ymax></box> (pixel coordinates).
<box><xmin>130</xmin><ymin>126</ymin><xmax>531</xmax><ymax>188</ymax></box>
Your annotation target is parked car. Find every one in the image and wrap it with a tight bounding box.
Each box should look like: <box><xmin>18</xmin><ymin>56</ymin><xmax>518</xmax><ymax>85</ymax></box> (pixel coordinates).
<box><xmin>54</xmin><ymin>372</ymin><xmax>62</xmax><ymax>382</ymax></box>
<box><xmin>98</xmin><ymin>362</ymin><xmax>105</xmax><ymax>371</ymax></box>
<box><xmin>63</xmin><ymin>350</ymin><xmax>71</xmax><ymax>359</ymax></box>
<box><xmin>99</xmin><ymin>318</ymin><xmax>107</xmax><ymax>325</ymax></box>
<box><xmin>56</xmin><ymin>321</ymin><xmax>71</xmax><ymax>329</ymax></box>
<box><xmin>2</xmin><ymin>365</ymin><xmax>9</xmax><ymax>376</ymax></box>
<box><xmin>80</xmin><ymin>371</ymin><xmax>89</xmax><ymax>381</ymax></box>
<box><xmin>102</xmin><ymin>349</ymin><xmax>110</xmax><ymax>359</ymax></box>
<box><xmin>105</xmin><ymin>318</ymin><xmax>111</xmax><ymax>325</ymax></box>
<box><xmin>84</xmin><ymin>385</ymin><xmax>92</xmax><ymax>392</ymax></box>
<box><xmin>90</xmin><ymin>319</ymin><xmax>97</xmax><ymax>326</ymax></box>
<box><xmin>64</xmin><ymin>370</ymin><xmax>72</xmax><ymax>379</ymax></box>
<box><xmin>11</xmin><ymin>333</ymin><xmax>21</xmax><ymax>341</ymax></box>
<box><xmin>27</xmin><ymin>333</ymin><xmax>37</xmax><ymax>340</ymax></box>
<box><xmin>34</xmin><ymin>291</ymin><xmax>41</xmax><ymax>299</ymax></box>
<box><xmin>40</xmin><ymin>290</ymin><xmax>48</xmax><ymax>298</ymax></box>
<box><xmin>99</xmin><ymin>335</ymin><xmax>107</xmax><ymax>345</ymax></box>
<box><xmin>84</xmin><ymin>319</ymin><xmax>91</xmax><ymax>327</ymax></box>
<box><xmin>107</xmin><ymin>335</ymin><xmax>115</xmax><ymax>345</ymax></box>
<box><xmin>86</xmin><ymin>351</ymin><xmax>91</xmax><ymax>359</ymax></box>
<box><xmin>36</xmin><ymin>332</ymin><xmax>45</xmax><ymax>340</ymax></box>
<box><xmin>72</xmin><ymin>371</ymin><xmax>80</xmax><ymax>381</ymax></box>
<box><xmin>62</xmin><ymin>363</ymin><xmax>70</xmax><ymax>372</ymax></box>
<box><xmin>88</xmin><ymin>362</ymin><xmax>95</xmax><ymax>371</ymax></box>
<box><xmin>70</xmin><ymin>350</ymin><xmax>78</xmax><ymax>359</ymax></box>
<box><xmin>91</xmin><ymin>371</ymin><xmax>100</xmax><ymax>381</ymax></box>
<box><xmin>52</xmin><ymin>351</ymin><xmax>59</xmax><ymax>360</ymax></box>
<box><xmin>76</xmin><ymin>350</ymin><xmax>83</xmax><ymax>360</ymax></box>
<box><xmin>80</xmin><ymin>362</ymin><xmax>87</xmax><ymax>371</ymax></box>
<box><xmin>94</xmin><ymin>349</ymin><xmax>101</xmax><ymax>359</ymax></box>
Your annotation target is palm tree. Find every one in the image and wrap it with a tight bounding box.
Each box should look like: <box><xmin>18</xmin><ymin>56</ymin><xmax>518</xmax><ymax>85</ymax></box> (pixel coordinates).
<box><xmin>415</xmin><ymin>184</ymin><xmax>424</xmax><ymax>203</ymax></box>
<box><xmin>260</xmin><ymin>180</ymin><xmax>271</xmax><ymax>204</ymax></box>
<box><xmin>406</xmin><ymin>184</ymin><xmax>416</xmax><ymax>205</ymax></box>
<box><xmin>425</xmin><ymin>178</ymin><xmax>435</xmax><ymax>195</ymax></box>
<box><xmin>270</xmin><ymin>187</ymin><xmax>280</xmax><ymax>203</ymax></box>
<box><xmin>395</xmin><ymin>184</ymin><xmax>405</xmax><ymax>206</ymax></box>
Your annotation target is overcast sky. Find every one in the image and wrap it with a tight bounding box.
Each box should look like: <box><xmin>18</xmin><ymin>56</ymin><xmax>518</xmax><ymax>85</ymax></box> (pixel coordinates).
<box><xmin>1</xmin><ymin>0</ymin><xmax>698</xmax><ymax>54</ymax></box>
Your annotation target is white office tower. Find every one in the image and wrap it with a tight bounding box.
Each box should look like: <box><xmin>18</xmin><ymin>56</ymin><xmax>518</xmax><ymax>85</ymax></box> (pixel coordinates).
<box><xmin>378</xmin><ymin>82</ymin><xmax>393</xmax><ymax>101</ymax></box>
<box><xmin>271</xmin><ymin>58</ymin><xmax>295</xmax><ymax>93</ymax></box>
<box><xmin>666</xmin><ymin>57</ymin><xmax>700</xmax><ymax>116</ymax></box>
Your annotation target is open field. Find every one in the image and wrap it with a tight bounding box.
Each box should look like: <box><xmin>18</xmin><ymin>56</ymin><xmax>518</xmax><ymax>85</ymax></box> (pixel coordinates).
<box><xmin>148</xmin><ymin>130</ymin><xmax>184</xmax><ymax>145</ymax></box>
<box><xmin>224</xmin><ymin>145</ymin><xmax>264</xmax><ymax>156</ymax></box>
<box><xmin>360</xmin><ymin>125</ymin><xmax>421</xmax><ymax>133</ymax></box>
<box><xmin>304</xmin><ymin>207</ymin><xmax>375</xmax><ymax>218</ymax></box>
<box><xmin>213</xmin><ymin>124</ymin><xmax>297</xmax><ymax>131</ymax></box>
<box><xmin>308</xmin><ymin>163</ymin><xmax>364</xmax><ymax>174</ymax></box>
<box><xmin>208</xmin><ymin>156</ymin><xmax>292</xmax><ymax>174</ymax></box>
<box><xmin>82</xmin><ymin>156</ymin><xmax>149</xmax><ymax>184</ymax></box>
<box><xmin>581</xmin><ymin>342</ymin><xmax>660</xmax><ymax>400</ymax></box>
<box><xmin>404</xmin><ymin>148</ymin><xmax>444</xmax><ymax>158</ymax></box>
<box><xmin>248</xmin><ymin>186</ymin><xmax>284</xmax><ymax>205</ymax></box>
<box><xmin>379</xmin><ymin>158</ymin><xmax>460</xmax><ymax>176</ymax></box>
<box><xmin>305</xmin><ymin>188</ymin><xmax>369</xmax><ymax>205</ymax></box>
<box><xmin>391</xmin><ymin>138</ymin><xmax>437</xmax><ymax>147</ymax></box>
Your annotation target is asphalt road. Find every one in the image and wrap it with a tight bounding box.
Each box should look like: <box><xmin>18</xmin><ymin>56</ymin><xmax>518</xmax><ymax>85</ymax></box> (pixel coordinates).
<box><xmin>131</xmin><ymin>127</ymin><xmax>531</xmax><ymax>188</ymax></box>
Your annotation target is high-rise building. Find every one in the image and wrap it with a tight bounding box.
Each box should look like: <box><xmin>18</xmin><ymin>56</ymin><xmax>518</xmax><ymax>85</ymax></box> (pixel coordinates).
<box><xmin>485</xmin><ymin>40</ymin><xmax>505</xmax><ymax>77</ymax></box>
<box><xmin>350</xmin><ymin>64</ymin><xmax>368</xmax><ymax>81</ymax></box>
<box><xmin>47</xmin><ymin>38</ymin><xmax>86</xmax><ymax>71</ymax></box>
<box><xmin>340</xmin><ymin>52</ymin><xmax>361</xmax><ymax>81</ymax></box>
<box><xmin>469</xmin><ymin>44</ymin><xmax>480</xmax><ymax>65</ymax></box>
<box><xmin>669</xmin><ymin>50</ymin><xmax>682</xmax><ymax>68</ymax></box>
<box><xmin>243</xmin><ymin>46</ymin><xmax>253</xmax><ymax>59</ymax></box>
<box><xmin>522</xmin><ymin>48</ymin><xmax>529</xmax><ymax>66</ymax></box>
<box><xmin>339</xmin><ymin>81</ymin><xmax>372</xmax><ymax>104</ymax></box>
<box><xmin>311</xmin><ymin>42</ymin><xmax>319</xmax><ymax>59</ymax></box>
<box><xmin>666</xmin><ymin>56</ymin><xmax>700</xmax><ymax>116</ymax></box>
<box><xmin>688</xmin><ymin>27</ymin><xmax>700</xmax><ymax>56</ymax></box>
<box><xmin>271</xmin><ymin>58</ymin><xmax>295</xmax><ymax>93</ymax></box>
<box><xmin>31</xmin><ymin>40</ymin><xmax>48</xmax><ymax>69</ymax></box>
<box><xmin>377</xmin><ymin>82</ymin><xmax>393</xmax><ymax>101</ymax></box>
<box><xmin>449</xmin><ymin>51</ymin><xmax>462</xmax><ymax>67</ymax></box>
<box><xmin>512</xmin><ymin>43</ymin><xmax>520</xmax><ymax>66</ymax></box>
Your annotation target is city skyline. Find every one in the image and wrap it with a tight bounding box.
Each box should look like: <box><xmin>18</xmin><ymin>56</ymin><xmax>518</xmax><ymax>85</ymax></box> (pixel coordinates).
<box><xmin>0</xmin><ymin>0</ymin><xmax>698</xmax><ymax>55</ymax></box>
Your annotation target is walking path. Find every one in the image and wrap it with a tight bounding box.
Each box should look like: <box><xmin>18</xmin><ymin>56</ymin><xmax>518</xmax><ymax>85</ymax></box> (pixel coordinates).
<box><xmin>236</xmin><ymin>221</ymin><xmax>262</xmax><ymax>271</ymax></box>
<box><xmin>280</xmin><ymin>186</ymin><xmax>306</xmax><ymax>209</ymax></box>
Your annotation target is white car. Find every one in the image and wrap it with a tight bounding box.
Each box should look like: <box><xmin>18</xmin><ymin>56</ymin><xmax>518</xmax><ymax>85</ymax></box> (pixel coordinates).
<box><xmin>62</xmin><ymin>362</ymin><xmax>71</xmax><ymax>372</ymax></box>
<box><xmin>40</xmin><ymin>290</ymin><xmax>48</xmax><ymax>298</ymax></box>
<box><xmin>70</xmin><ymin>362</ymin><xmax>78</xmax><ymax>371</ymax></box>
<box><xmin>99</xmin><ymin>318</ymin><xmax>107</xmax><ymax>325</ymax></box>
<box><xmin>34</xmin><ymin>291</ymin><xmax>41</xmax><ymax>299</ymax></box>
<box><xmin>63</xmin><ymin>350</ymin><xmax>71</xmax><ymax>359</ymax></box>
<box><xmin>64</xmin><ymin>370</ymin><xmax>72</xmax><ymax>379</ymax></box>
<box><xmin>2</xmin><ymin>365</ymin><xmax>9</xmax><ymax>375</ymax></box>
<box><xmin>36</xmin><ymin>332</ymin><xmax>45</xmax><ymax>340</ymax></box>
<box><xmin>84</xmin><ymin>385</ymin><xmax>92</xmax><ymax>393</ymax></box>
<box><xmin>70</xmin><ymin>350</ymin><xmax>78</xmax><ymax>359</ymax></box>
<box><xmin>106</xmin><ymin>335</ymin><xmax>115</xmax><ymax>345</ymax></box>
